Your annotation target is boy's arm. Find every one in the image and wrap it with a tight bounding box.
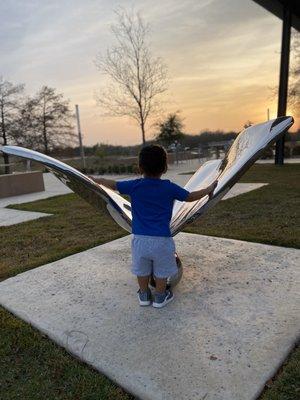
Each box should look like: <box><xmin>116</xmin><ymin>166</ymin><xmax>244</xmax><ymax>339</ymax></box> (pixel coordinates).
<box><xmin>89</xmin><ymin>176</ymin><xmax>117</xmax><ymax>191</ymax></box>
<box><xmin>186</xmin><ymin>180</ymin><xmax>218</xmax><ymax>202</ymax></box>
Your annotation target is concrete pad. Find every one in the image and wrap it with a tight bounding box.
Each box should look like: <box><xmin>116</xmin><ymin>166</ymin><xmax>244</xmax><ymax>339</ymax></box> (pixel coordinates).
<box><xmin>0</xmin><ymin>208</ymin><xmax>51</xmax><ymax>226</ymax></box>
<box><xmin>0</xmin><ymin>233</ymin><xmax>299</xmax><ymax>400</ymax></box>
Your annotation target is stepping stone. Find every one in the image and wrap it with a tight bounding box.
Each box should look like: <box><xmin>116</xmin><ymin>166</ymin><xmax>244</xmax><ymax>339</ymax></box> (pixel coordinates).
<box><xmin>0</xmin><ymin>208</ymin><xmax>51</xmax><ymax>226</ymax></box>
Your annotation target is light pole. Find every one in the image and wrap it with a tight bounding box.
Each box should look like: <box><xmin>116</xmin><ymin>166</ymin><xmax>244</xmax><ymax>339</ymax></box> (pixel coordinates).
<box><xmin>75</xmin><ymin>104</ymin><xmax>86</xmax><ymax>170</ymax></box>
<box><xmin>275</xmin><ymin>6</ymin><xmax>291</xmax><ymax>165</ymax></box>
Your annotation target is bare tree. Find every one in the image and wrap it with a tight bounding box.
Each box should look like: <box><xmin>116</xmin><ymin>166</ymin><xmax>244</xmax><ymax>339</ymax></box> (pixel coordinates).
<box><xmin>13</xmin><ymin>97</ymin><xmax>40</xmax><ymax>150</ymax></box>
<box><xmin>0</xmin><ymin>77</ymin><xmax>25</xmax><ymax>174</ymax></box>
<box><xmin>27</xmin><ymin>86</ymin><xmax>76</xmax><ymax>154</ymax></box>
<box><xmin>95</xmin><ymin>9</ymin><xmax>168</xmax><ymax>145</ymax></box>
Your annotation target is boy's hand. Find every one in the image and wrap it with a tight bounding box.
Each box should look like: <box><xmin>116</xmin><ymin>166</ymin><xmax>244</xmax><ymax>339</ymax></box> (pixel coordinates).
<box><xmin>186</xmin><ymin>179</ymin><xmax>218</xmax><ymax>202</ymax></box>
<box><xmin>207</xmin><ymin>180</ymin><xmax>218</xmax><ymax>199</ymax></box>
<box><xmin>88</xmin><ymin>176</ymin><xmax>117</xmax><ymax>191</ymax></box>
<box><xmin>88</xmin><ymin>176</ymin><xmax>103</xmax><ymax>184</ymax></box>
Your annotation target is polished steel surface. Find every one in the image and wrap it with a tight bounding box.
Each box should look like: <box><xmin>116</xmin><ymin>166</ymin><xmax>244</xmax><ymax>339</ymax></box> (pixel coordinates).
<box><xmin>0</xmin><ymin>116</ymin><xmax>293</xmax><ymax>237</ymax></box>
<box><xmin>170</xmin><ymin>116</ymin><xmax>294</xmax><ymax>235</ymax></box>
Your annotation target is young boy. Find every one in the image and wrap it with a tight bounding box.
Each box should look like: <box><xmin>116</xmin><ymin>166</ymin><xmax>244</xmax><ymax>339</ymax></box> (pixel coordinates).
<box><xmin>91</xmin><ymin>145</ymin><xmax>217</xmax><ymax>308</ymax></box>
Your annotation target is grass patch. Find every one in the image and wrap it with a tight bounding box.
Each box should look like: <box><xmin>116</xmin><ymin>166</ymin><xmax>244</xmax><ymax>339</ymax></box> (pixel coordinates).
<box><xmin>185</xmin><ymin>164</ymin><xmax>300</xmax><ymax>248</ymax></box>
<box><xmin>1</xmin><ymin>193</ymin><xmax>126</xmax><ymax>280</ymax></box>
<box><xmin>0</xmin><ymin>164</ymin><xmax>299</xmax><ymax>399</ymax></box>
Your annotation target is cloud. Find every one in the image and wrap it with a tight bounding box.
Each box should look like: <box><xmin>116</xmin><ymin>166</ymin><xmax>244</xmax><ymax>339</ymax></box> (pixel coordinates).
<box><xmin>0</xmin><ymin>0</ymin><xmax>296</xmax><ymax>145</ymax></box>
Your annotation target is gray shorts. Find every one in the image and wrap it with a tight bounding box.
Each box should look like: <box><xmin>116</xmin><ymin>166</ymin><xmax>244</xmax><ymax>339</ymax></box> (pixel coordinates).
<box><xmin>131</xmin><ymin>235</ymin><xmax>178</xmax><ymax>278</ymax></box>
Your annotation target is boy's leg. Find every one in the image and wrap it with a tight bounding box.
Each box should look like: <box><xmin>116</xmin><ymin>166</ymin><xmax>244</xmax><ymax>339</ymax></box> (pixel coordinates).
<box><xmin>154</xmin><ymin>277</ymin><xmax>167</xmax><ymax>294</ymax></box>
<box><xmin>152</xmin><ymin>237</ymin><xmax>177</xmax><ymax>308</ymax></box>
<box><xmin>137</xmin><ymin>275</ymin><xmax>150</xmax><ymax>292</ymax></box>
<box><xmin>153</xmin><ymin>277</ymin><xmax>174</xmax><ymax>308</ymax></box>
<box><xmin>137</xmin><ymin>275</ymin><xmax>152</xmax><ymax>306</ymax></box>
<box><xmin>131</xmin><ymin>236</ymin><xmax>152</xmax><ymax>305</ymax></box>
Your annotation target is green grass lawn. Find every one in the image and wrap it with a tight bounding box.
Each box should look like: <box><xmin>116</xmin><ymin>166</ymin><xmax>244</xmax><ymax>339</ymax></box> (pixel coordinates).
<box><xmin>184</xmin><ymin>164</ymin><xmax>300</xmax><ymax>249</ymax></box>
<box><xmin>1</xmin><ymin>164</ymin><xmax>299</xmax><ymax>399</ymax></box>
<box><xmin>0</xmin><ymin>193</ymin><xmax>126</xmax><ymax>281</ymax></box>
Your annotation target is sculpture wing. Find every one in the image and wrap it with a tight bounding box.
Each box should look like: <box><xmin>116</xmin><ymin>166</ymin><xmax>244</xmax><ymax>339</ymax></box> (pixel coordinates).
<box><xmin>0</xmin><ymin>146</ymin><xmax>132</xmax><ymax>232</ymax></box>
<box><xmin>170</xmin><ymin>116</ymin><xmax>294</xmax><ymax>235</ymax></box>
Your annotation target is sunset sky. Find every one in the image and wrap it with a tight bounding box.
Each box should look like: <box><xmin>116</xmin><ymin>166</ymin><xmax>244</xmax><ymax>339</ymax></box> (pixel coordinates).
<box><xmin>1</xmin><ymin>0</ymin><xmax>299</xmax><ymax>145</ymax></box>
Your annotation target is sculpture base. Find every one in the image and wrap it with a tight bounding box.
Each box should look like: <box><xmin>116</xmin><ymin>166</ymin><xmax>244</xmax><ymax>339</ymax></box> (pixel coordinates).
<box><xmin>0</xmin><ymin>233</ymin><xmax>299</xmax><ymax>400</ymax></box>
<box><xmin>0</xmin><ymin>171</ymin><xmax>44</xmax><ymax>198</ymax></box>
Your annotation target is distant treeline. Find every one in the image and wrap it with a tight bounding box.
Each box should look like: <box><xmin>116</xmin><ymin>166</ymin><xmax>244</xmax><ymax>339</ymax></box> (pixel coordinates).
<box><xmin>50</xmin><ymin>130</ymin><xmax>239</xmax><ymax>157</ymax></box>
<box><xmin>180</xmin><ymin>130</ymin><xmax>238</xmax><ymax>147</ymax></box>
<box><xmin>49</xmin><ymin>128</ymin><xmax>300</xmax><ymax>158</ymax></box>
<box><xmin>286</xmin><ymin>130</ymin><xmax>300</xmax><ymax>142</ymax></box>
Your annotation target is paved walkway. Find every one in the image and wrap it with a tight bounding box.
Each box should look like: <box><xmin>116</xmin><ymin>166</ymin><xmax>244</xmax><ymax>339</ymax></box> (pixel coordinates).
<box><xmin>0</xmin><ymin>165</ymin><xmax>267</xmax><ymax>226</ymax></box>
<box><xmin>0</xmin><ymin>174</ymin><xmax>71</xmax><ymax>226</ymax></box>
<box><xmin>0</xmin><ymin>208</ymin><xmax>52</xmax><ymax>227</ymax></box>
<box><xmin>256</xmin><ymin>157</ymin><xmax>300</xmax><ymax>164</ymax></box>
<box><xmin>1</xmin><ymin>233</ymin><xmax>299</xmax><ymax>400</ymax></box>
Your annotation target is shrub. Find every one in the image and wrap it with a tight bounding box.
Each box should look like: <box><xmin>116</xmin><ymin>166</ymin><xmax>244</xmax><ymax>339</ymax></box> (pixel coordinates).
<box><xmin>119</xmin><ymin>164</ymin><xmax>126</xmax><ymax>173</ymax></box>
<box><xmin>260</xmin><ymin>147</ymin><xmax>273</xmax><ymax>159</ymax></box>
<box><xmin>127</xmin><ymin>165</ymin><xmax>133</xmax><ymax>174</ymax></box>
<box><xmin>112</xmin><ymin>164</ymin><xmax>120</xmax><ymax>174</ymax></box>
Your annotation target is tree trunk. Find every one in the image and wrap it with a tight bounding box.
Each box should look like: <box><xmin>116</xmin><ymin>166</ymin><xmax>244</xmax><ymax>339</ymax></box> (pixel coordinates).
<box><xmin>141</xmin><ymin>121</ymin><xmax>146</xmax><ymax>146</ymax></box>
<box><xmin>43</xmin><ymin>132</ymin><xmax>49</xmax><ymax>154</ymax></box>
<box><xmin>42</xmin><ymin>98</ymin><xmax>49</xmax><ymax>154</ymax></box>
<box><xmin>42</xmin><ymin>119</ymin><xmax>49</xmax><ymax>154</ymax></box>
<box><xmin>1</xmin><ymin>106</ymin><xmax>10</xmax><ymax>174</ymax></box>
<box><xmin>3</xmin><ymin>153</ymin><xmax>10</xmax><ymax>175</ymax></box>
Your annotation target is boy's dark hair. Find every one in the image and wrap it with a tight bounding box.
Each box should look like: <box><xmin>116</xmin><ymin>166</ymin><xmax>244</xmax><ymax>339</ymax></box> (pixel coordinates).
<box><xmin>139</xmin><ymin>145</ymin><xmax>167</xmax><ymax>176</ymax></box>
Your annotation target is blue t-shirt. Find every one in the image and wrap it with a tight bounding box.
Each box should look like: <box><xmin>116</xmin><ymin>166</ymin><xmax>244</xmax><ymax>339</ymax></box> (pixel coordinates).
<box><xmin>116</xmin><ymin>178</ymin><xmax>189</xmax><ymax>237</ymax></box>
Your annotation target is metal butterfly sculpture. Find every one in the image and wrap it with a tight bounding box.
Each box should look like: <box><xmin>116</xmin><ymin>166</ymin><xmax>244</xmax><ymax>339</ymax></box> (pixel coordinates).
<box><xmin>0</xmin><ymin>116</ymin><xmax>294</xmax><ymax>287</ymax></box>
<box><xmin>0</xmin><ymin>116</ymin><xmax>293</xmax><ymax>235</ymax></box>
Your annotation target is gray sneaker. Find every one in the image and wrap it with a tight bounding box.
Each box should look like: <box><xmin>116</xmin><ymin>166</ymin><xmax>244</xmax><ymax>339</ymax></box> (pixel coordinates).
<box><xmin>137</xmin><ymin>289</ymin><xmax>152</xmax><ymax>306</ymax></box>
<box><xmin>153</xmin><ymin>290</ymin><xmax>174</xmax><ymax>308</ymax></box>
